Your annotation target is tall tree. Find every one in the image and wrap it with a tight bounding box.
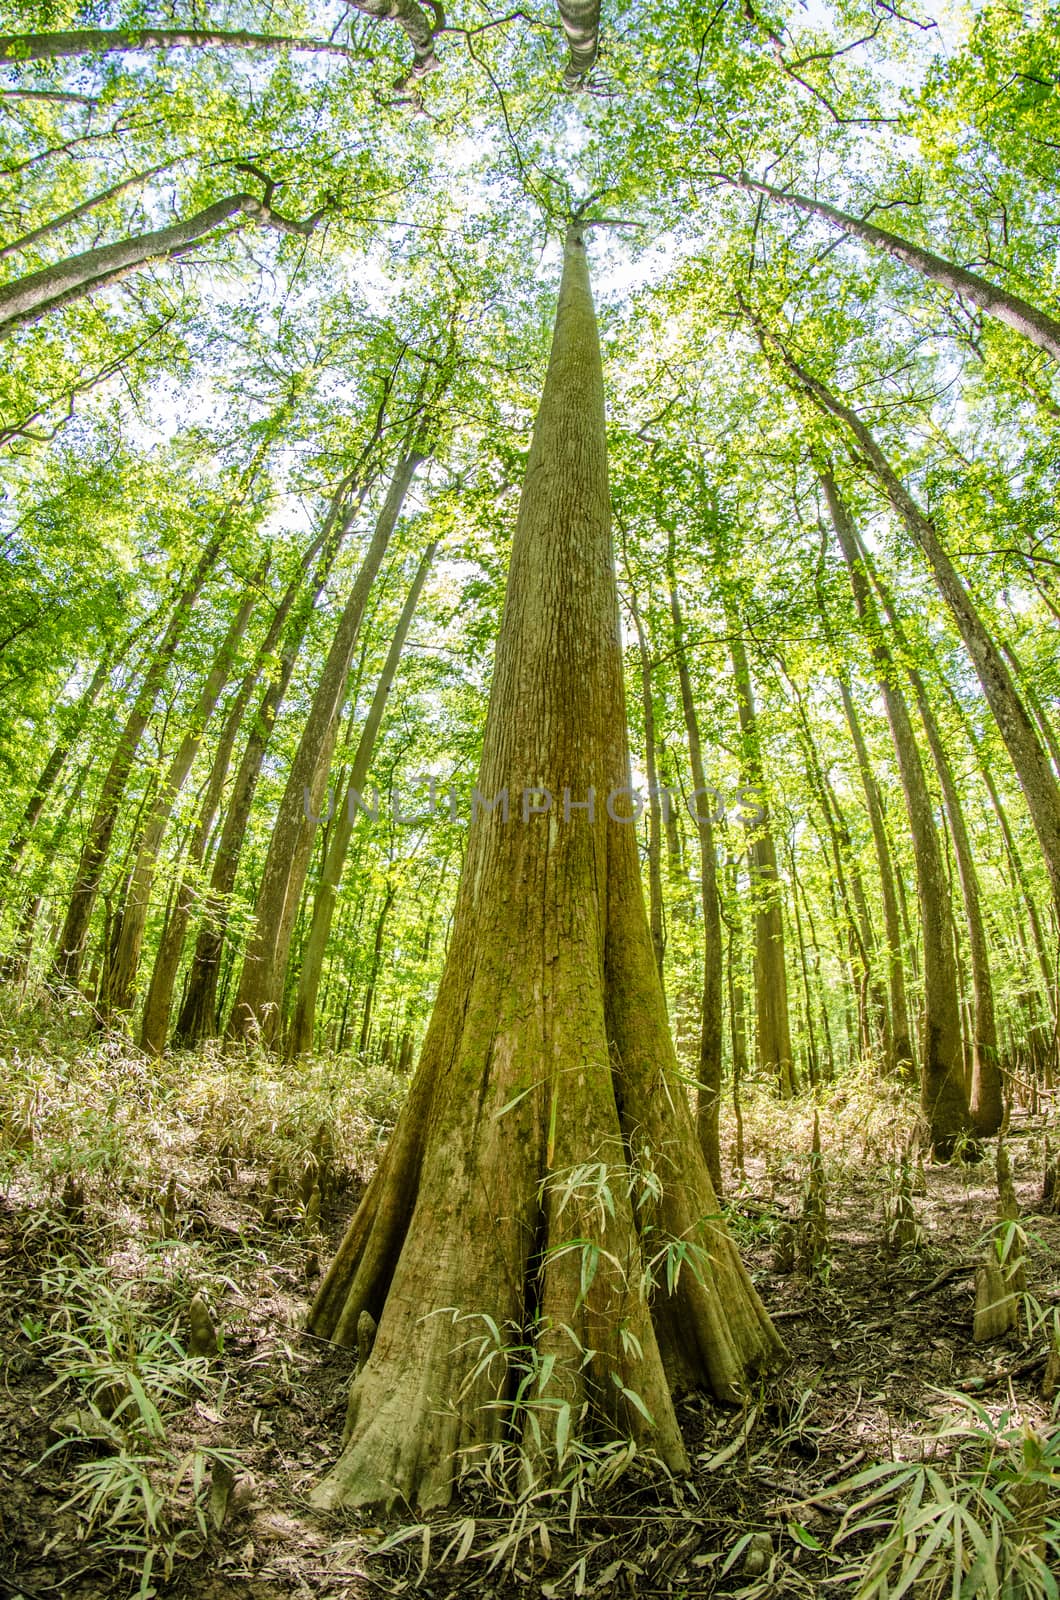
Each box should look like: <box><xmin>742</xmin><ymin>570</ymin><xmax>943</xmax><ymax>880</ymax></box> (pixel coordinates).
<box><xmin>725</xmin><ymin>611</ymin><xmax>795</xmax><ymax>1098</ymax></box>
<box><xmin>227</xmin><ymin>448</ymin><xmax>425</xmax><ymax>1046</ymax></box>
<box><xmin>666</xmin><ymin>538</ymin><xmax>724</xmax><ymax>1190</ymax></box>
<box><xmin>308</xmin><ymin>221</ymin><xmax>781</xmax><ymax>1511</ymax></box>
<box><xmin>820</xmin><ymin>465</ymin><xmax>972</xmax><ymax>1154</ymax></box>
<box><xmin>287</xmin><ymin>538</ymin><xmax>438</xmax><ymax>1056</ymax></box>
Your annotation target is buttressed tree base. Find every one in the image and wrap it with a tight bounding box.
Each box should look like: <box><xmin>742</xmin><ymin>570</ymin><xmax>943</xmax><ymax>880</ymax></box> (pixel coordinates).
<box><xmin>308</xmin><ymin>222</ymin><xmax>784</xmax><ymax>1512</ymax></box>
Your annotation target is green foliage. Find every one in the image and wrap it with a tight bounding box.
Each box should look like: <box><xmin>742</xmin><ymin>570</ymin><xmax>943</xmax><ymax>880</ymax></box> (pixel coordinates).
<box><xmin>830</xmin><ymin>1397</ymin><xmax>1060</xmax><ymax>1599</ymax></box>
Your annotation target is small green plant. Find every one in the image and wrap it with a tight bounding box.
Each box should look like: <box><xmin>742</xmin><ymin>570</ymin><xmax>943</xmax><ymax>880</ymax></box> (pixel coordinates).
<box><xmin>58</xmin><ymin>1441</ymin><xmax>242</xmax><ymax>1599</ymax></box>
<box><xmin>831</xmin><ymin>1394</ymin><xmax>1060</xmax><ymax>1598</ymax></box>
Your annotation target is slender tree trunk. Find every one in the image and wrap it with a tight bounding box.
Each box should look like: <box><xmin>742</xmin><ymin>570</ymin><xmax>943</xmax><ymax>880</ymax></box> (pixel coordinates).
<box><xmin>794</xmin><ymin>858</ymin><xmax>836</xmax><ymax>1080</ymax></box>
<box><xmin>0</xmin><ymin>646</ymin><xmax>112</xmax><ymax>890</ymax></box>
<box><xmin>173</xmin><ymin>475</ymin><xmax>370</xmax><ymax>1045</ymax></box>
<box><xmin>228</xmin><ymin>451</ymin><xmax>423</xmax><ymax>1046</ymax></box>
<box><xmin>787</xmin><ymin>682</ymin><xmax>877</xmax><ymax>1061</ymax></box>
<box><xmin>0</xmin><ymin>191</ymin><xmax>327</xmax><ymax>337</ymax></box>
<box><xmin>51</xmin><ymin>537</ymin><xmax>223</xmax><ymax>985</ymax></box>
<box><xmin>357</xmin><ymin>883</ymin><xmax>397</xmax><ymax>1059</ymax></box>
<box><xmin>765</xmin><ymin>326</ymin><xmax>1060</xmax><ymax>930</ymax></box>
<box><xmin>725</xmin><ymin>621</ymin><xmax>794</xmax><ymax>1096</ymax></box>
<box><xmin>139</xmin><ymin>640</ymin><xmax>268</xmax><ymax>1054</ymax></box>
<box><xmin>287</xmin><ymin>539</ymin><xmax>437</xmax><ymax>1055</ymax></box>
<box><xmin>1000</xmin><ymin>639</ymin><xmax>1060</xmax><ymax>777</ymax></box>
<box><xmin>836</xmin><ymin>674</ymin><xmax>915</xmax><ymax>1077</ymax></box>
<box><xmin>0</xmin><ymin>28</ymin><xmax>366</xmax><ymax>62</ymax></box>
<box><xmin>307</xmin><ymin>224</ymin><xmax>782</xmax><ymax>1513</ymax></box>
<box><xmin>945</xmin><ymin>682</ymin><xmax>1058</xmax><ymax>1026</ymax></box>
<box><xmin>820</xmin><ymin>466</ymin><xmax>971</xmax><ymax>1154</ymax></box>
<box><xmin>104</xmin><ymin>574</ymin><xmax>261</xmax><ymax>1017</ymax></box>
<box><xmin>738</xmin><ymin>175</ymin><xmax>1060</xmax><ymax>364</ymax></box>
<box><xmin>2</xmin><ymin>764</ymin><xmax>87</xmax><ymax>981</ymax></box>
<box><xmin>667</xmin><ymin>549</ymin><xmax>724</xmax><ymax>1189</ymax></box>
<box><xmin>627</xmin><ymin>582</ymin><xmax>665</xmax><ymax>979</ymax></box>
<box><xmin>0</xmin><ymin>162</ymin><xmax>173</xmax><ymax>262</ymax></box>
<box><xmin>867</xmin><ymin>567</ymin><xmax>1003</xmax><ymax>1133</ymax></box>
<box><xmin>784</xmin><ymin>833</ymin><xmax>819</xmax><ymax>1086</ymax></box>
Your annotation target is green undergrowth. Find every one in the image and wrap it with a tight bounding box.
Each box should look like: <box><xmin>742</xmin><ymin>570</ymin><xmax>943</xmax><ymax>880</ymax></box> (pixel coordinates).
<box><xmin>0</xmin><ymin>982</ymin><xmax>1057</xmax><ymax>1598</ymax></box>
<box><xmin>0</xmin><ymin>984</ymin><xmax>406</xmax><ymax>1203</ymax></box>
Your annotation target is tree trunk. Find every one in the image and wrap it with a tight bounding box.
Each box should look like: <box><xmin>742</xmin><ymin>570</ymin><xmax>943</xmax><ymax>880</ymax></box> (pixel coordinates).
<box><xmin>738</xmin><ymin>176</ymin><xmax>1060</xmax><ymax>365</ymax></box>
<box><xmin>0</xmin><ymin>645</ymin><xmax>113</xmax><ymax>889</ymax></box>
<box><xmin>287</xmin><ymin>540</ymin><xmax>437</xmax><ymax>1056</ymax></box>
<box><xmin>784</xmin><ymin>833</ymin><xmax>820</xmax><ymax>1086</ymax></box>
<box><xmin>945</xmin><ymin>681</ymin><xmax>1058</xmax><ymax>1028</ymax></box>
<box><xmin>725</xmin><ymin>621</ymin><xmax>794</xmax><ymax>1097</ymax></box>
<box><xmin>347</xmin><ymin>0</ymin><xmax>441</xmax><ymax>73</ymax></box>
<box><xmin>0</xmin><ymin>162</ymin><xmax>174</xmax><ymax>263</ymax></box>
<box><xmin>50</xmin><ymin>537</ymin><xmax>223</xmax><ymax>985</ymax></box>
<box><xmin>626</xmin><ymin>581</ymin><xmax>665</xmax><ymax>979</ymax></box>
<box><xmin>104</xmin><ymin>573</ymin><xmax>261</xmax><ymax>1018</ymax></box>
<box><xmin>173</xmin><ymin>475</ymin><xmax>370</xmax><ymax>1045</ymax></box>
<box><xmin>556</xmin><ymin>0</ymin><xmax>600</xmax><ymax>85</ymax></box>
<box><xmin>820</xmin><ymin>467</ymin><xmax>971</xmax><ymax>1155</ymax></box>
<box><xmin>138</xmin><ymin>639</ymin><xmax>269</xmax><ymax>1055</ymax></box>
<box><xmin>765</xmin><ymin>327</ymin><xmax>1060</xmax><ymax>932</ymax></box>
<box><xmin>0</xmin><ymin>191</ymin><xmax>327</xmax><ymax>338</ymax></box>
<box><xmin>836</xmin><ymin>674</ymin><xmax>915</xmax><ymax>1077</ymax></box>
<box><xmin>227</xmin><ymin>451</ymin><xmax>423</xmax><ymax>1046</ymax></box>
<box><xmin>357</xmin><ymin>883</ymin><xmax>397</xmax><ymax>1060</ymax></box>
<box><xmin>868</xmin><ymin>567</ymin><xmax>1003</xmax><ymax>1134</ymax></box>
<box><xmin>307</xmin><ymin>225</ymin><xmax>782</xmax><ymax>1513</ymax></box>
<box><xmin>667</xmin><ymin>546</ymin><xmax>724</xmax><ymax>1190</ymax></box>
<box><xmin>0</xmin><ymin>27</ymin><xmax>365</xmax><ymax>63</ymax></box>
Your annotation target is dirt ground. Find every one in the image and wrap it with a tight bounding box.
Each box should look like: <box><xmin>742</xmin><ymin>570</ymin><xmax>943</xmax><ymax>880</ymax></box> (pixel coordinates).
<box><xmin>1</xmin><ymin>1102</ymin><xmax>1057</xmax><ymax>1600</ymax></box>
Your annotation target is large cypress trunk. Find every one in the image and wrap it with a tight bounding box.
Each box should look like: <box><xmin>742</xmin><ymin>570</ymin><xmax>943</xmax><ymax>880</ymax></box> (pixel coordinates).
<box><xmin>308</xmin><ymin>225</ymin><xmax>782</xmax><ymax>1512</ymax></box>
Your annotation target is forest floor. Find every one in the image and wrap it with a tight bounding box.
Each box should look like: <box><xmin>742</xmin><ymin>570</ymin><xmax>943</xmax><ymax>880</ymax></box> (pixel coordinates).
<box><xmin>0</xmin><ymin>989</ymin><xmax>1057</xmax><ymax>1600</ymax></box>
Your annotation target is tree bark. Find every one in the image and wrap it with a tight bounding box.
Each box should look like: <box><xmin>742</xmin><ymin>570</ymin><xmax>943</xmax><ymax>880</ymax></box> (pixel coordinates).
<box><xmin>0</xmin><ymin>163</ymin><xmax>175</xmax><ymax>263</ymax></box>
<box><xmin>103</xmin><ymin>573</ymin><xmax>260</xmax><ymax>1018</ymax></box>
<box><xmin>0</xmin><ymin>191</ymin><xmax>328</xmax><ymax>338</ymax></box>
<box><xmin>820</xmin><ymin>467</ymin><xmax>971</xmax><ymax>1154</ymax></box>
<box><xmin>345</xmin><ymin>0</ymin><xmax>441</xmax><ymax>74</ymax></box>
<box><xmin>287</xmin><ymin>539</ymin><xmax>437</xmax><ymax>1056</ymax></box>
<box><xmin>761</xmin><ymin>323</ymin><xmax>1060</xmax><ymax>932</ymax></box>
<box><xmin>50</xmin><ymin>538</ymin><xmax>222</xmax><ymax>986</ymax></box>
<box><xmin>667</xmin><ymin>546</ymin><xmax>724</xmax><ymax>1190</ymax></box>
<box><xmin>725</xmin><ymin>618</ymin><xmax>794</xmax><ymax>1097</ymax></box>
<box><xmin>835</xmin><ymin>675</ymin><xmax>915</xmax><ymax>1077</ymax></box>
<box><xmin>307</xmin><ymin>225</ymin><xmax>782</xmax><ymax>1512</ymax></box>
<box><xmin>626</xmin><ymin>581</ymin><xmax>665</xmax><ymax>979</ymax></box>
<box><xmin>138</xmin><ymin>644</ymin><xmax>263</xmax><ymax>1054</ymax></box>
<box><xmin>357</xmin><ymin>882</ymin><xmax>396</xmax><ymax>1059</ymax></box>
<box><xmin>227</xmin><ymin>451</ymin><xmax>422</xmax><ymax>1046</ymax></box>
<box><xmin>173</xmin><ymin>475</ymin><xmax>370</xmax><ymax>1046</ymax></box>
<box><xmin>0</xmin><ymin>645</ymin><xmax>112</xmax><ymax>888</ymax></box>
<box><xmin>867</xmin><ymin>564</ymin><xmax>1003</xmax><ymax>1134</ymax></box>
<box><xmin>556</xmin><ymin>0</ymin><xmax>600</xmax><ymax>85</ymax></box>
<box><xmin>737</xmin><ymin>175</ymin><xmax>1060</xmax><ymax>365</ymax></box>
<box><xmin>0</xmin><ymin>28</ymin><xmax>367</xmax><ymax>62</ymax></box>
